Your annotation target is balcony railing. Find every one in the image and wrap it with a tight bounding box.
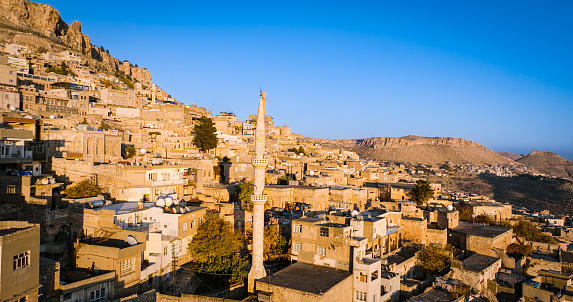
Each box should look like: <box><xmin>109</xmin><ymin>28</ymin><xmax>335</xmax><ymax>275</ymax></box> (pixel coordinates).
<box><xmin>152</xmin><ymin>178</ymin><xmax>188</xmax><ymax>187</ymax></box>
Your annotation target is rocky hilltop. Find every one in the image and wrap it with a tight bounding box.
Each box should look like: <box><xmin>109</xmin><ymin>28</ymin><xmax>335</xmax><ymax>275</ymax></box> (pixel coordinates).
<box><xmin>517</xmin><ymin>151</ymin><xmax>573</xmax><ymax>181</ymax></box>
<box><xmin>309</xmin><ymin>135</ymin><xmax>516</xmax><ymax>165</ymax></box>
<box><xmin>0</xmin><ymin>0</ymin><xmax>152</xmax><ymax>86</ymax></box>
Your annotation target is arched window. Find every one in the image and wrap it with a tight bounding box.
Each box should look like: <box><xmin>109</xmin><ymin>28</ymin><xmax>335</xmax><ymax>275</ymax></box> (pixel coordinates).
<box><xmin>96</xmin><ymin>139</ymin><xmax>102</xmax><ymax>155</ymax></box>
<box><xmin>74</xmin><ymin>139</ymin><xmax>80</xmax><ymax>153</ymax></box>
<box><xmin>86</xmin><ymin>138</ymin><xmax>92</xmax><ymax>154</ymax></box>
<box><xmin>113</xmin><ymin>143</ymin><xmax>117</xmax><ymax>156</ymax></box>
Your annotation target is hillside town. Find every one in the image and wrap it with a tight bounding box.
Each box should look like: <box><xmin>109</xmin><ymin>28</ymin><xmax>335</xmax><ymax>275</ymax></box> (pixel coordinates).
<box><xmin>2</xmin><ymin>16</ymin><xmax>573</xmax><ymax>302</ymax></box>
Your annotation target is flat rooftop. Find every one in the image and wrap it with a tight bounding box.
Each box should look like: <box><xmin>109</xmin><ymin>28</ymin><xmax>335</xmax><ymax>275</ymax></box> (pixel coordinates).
<box><xmin>409</xmin><ymin>288</ymin><xmax>458</xmax><ymax>302</ymax></box>
<box><xmin>453</xmin><ymin>221</ymin><xmax>511</xmax><ymax>238</ymax></box>
<box><xmin>259</xmin><ymin>262</ymin><xmax>351</xmax><ymax>294</ymax></box>
<box><xmin>0</xmin><ymin>221</ymin><xmax>35</xmax><ymax>236</ymax></box>
<box><xmin>461</xmin><ymin>253</ymin><xmax>500</xmax><ymax>272</ymax></box>
<box><xmin>60</xmin><ymin>267</ymin><xmax>114</xmax><ymax>284</ymax></box>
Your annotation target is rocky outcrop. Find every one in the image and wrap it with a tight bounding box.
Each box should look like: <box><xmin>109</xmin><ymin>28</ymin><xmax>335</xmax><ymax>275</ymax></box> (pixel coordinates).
<box><xmin>0</xmin><ymin>0</ymin><xmax>152</xmax><ymax>84</ymax></box>
<box><xmin>308</xmin><ymin>135</ymin><xmax>515</xmax><ymax>165</ymax></box>
<box><xmin>517</xmin><ymin>151</ymin><xmax>573</xmax><ymax>180</ymax></box>
<box><xmin>0</xmin><ymin>0</ymin><xmax>67</xmax><ymax>38</ymax></box>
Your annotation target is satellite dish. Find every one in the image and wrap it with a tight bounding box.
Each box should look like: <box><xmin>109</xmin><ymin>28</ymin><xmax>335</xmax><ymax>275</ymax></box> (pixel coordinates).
<box><xmin>24</xmin><ymin>115</ymin><xmax>33</xmax><ymax>119</ymax></box>
<box><xmin>140</xmin><ymin>148</ymin><xmax>147</xmax><ymax>155</ymax></box>
<box><xmin>156</xmin><ymin>198</ymin><xmax>165</xmax><ymax>207</ymax></box>
<box><xmin>351</xmin><ymin>210</ymin><xmax>359</xmax><ymax>217</ymax></box>
<box><xmin>446</xmin><ymin>204</ymin><xmax>454</xmax><ymax>211</ymax></box>
<box><xmin>165</xmin><ymin>196</ymin><xmax>174</xmax><ymax>207</ymax></box>
<box><xmin>49</xmin><ymin>178</ymin><xmax>56</xmax><ymax>184</ymax></box>
<box><xmin>49</xmin><ymin>115</ymin><xmax>56</xmax><ymax>119</ymax></box>
<box><xmin>126</xmin><ymin>235</ymin><xmax>138</xmax><ymax>246</ymax></box>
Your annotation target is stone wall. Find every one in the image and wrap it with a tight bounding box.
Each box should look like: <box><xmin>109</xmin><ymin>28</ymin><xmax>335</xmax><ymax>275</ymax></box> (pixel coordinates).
<box><xmin>255</xmin><ymin>274</ymin><xmax>353</xmax><ymax>302</ymax></box>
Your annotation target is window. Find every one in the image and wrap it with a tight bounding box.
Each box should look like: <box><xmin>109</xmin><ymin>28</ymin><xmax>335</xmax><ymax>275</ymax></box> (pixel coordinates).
<box><xmin>371</xmin><ymin>270</ymin><xmax>378</xmax><ymax>281</ymax></box>
<box><xmin>317</xmin><ymin>246</ymin><xmax>326</xmax><ymax>256</ymax></box>
<box><xmin>359</xmin><ymin>272</ymin><xmax>367</xmax><ymax>282</ymax></box>
<box><xmin>294</xmin><ymin>224</ymin><xmax>302</xmax><ymax>233</ymax></box>
<box><xmin>293</xmin><ymin>242</ymin><xmax>302</xmax><ymax>251</ymax></box>
<box><xmin>163</xmin><ymin>246</ymin><xmax>168</xmax><ymax>255</ymax></box>
<box><xmin>13</xmin><ymin>250</ymin><xmax>31</xmax><ymax>271</ymax></box>
<box><xmin>148</xmin><ymin>173</ymin><xmax>157</xmax><ymax>181</ymax></box>
<box><xmin>120</xmin><ymin>257</ymin><xmax>135</xmax><ymax>277</ymax></box>
<box><xmin>320</xmin><ymin>227</ymin><xmax>329</xmax><ymax>237</ymax></box>
<box><xmin>190</xmin><ymin>220</ymin><xmax>195</xmax><ymax>229</ymax></box>
<box><xmin>7</xmin><ymin>185</ymin><xmax>16</xmax><ymax>194</ymax></box>
<box><xmin>182</xmin><ymin>222</ymin><xmax>187</xmax><ymax>232</ymax></box>
<box><xmin>89</xmin><ymin>287</ymin><xmax>106</xmax><ymax>302</ymax></box>
<box><xmin>355</xmin><ymin>291</ymin><xmax>366</xmax><ymax>301</ymax></box>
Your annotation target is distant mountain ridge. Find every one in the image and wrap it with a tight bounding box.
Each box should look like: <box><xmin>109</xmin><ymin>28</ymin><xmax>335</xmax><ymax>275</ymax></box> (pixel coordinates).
<box><xmin>516</xmin><ymin>151</ymin><xmax>573</xmax><ymax>181</ymax></box>
<box><xmin>307</xmin><ymin>135</ymin><xmax>516</xmax><ymax>165</ymax></box>
<box><xmin>496</xmin><ymin>152</ymin><xmax>523</xmax><ymax>161</ymax></box>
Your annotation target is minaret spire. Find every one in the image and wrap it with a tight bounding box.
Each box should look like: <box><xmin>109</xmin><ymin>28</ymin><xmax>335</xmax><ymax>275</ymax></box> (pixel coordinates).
<box><xmin>248</xmin><ymin>90</ymin><xmax>268</xmax><ymax>292</ymax></box>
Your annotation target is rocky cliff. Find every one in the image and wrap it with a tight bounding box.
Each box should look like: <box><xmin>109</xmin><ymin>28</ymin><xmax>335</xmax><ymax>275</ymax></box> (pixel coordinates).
<box><xmin>310</xmin><ymin>135</ymin><xmax>515</xmax><ymax>165</ymax></box>
<box><xmin>0</xmin><ymin>0</ymin><xmax>152</xmax><ymax>86</ymax></box>
<box><xmin>517</xmin><ymin>151</ymin><xmax>573</xmax><ymax>181</ymax></box>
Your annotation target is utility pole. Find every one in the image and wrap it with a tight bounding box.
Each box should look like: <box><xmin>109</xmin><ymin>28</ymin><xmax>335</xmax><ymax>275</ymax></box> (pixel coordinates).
<box><xmin>171</xmin><ymin>241</ymin><xmax>178</xmax><ymax>295</ymax></box>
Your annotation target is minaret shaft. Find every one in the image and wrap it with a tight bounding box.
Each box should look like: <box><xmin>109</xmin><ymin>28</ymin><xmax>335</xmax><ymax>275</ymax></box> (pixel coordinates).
<box><xmin>248</xmin><ymin>91</ymin><xmax>268</xmax><ymax>293</ymax></box>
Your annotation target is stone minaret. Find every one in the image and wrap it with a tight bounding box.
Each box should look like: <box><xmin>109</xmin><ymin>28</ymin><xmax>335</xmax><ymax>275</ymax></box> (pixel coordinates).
<box><xmin>248</xmin><ymin>91</ymin><xmax>267</xmax><ymax>292</ymax></box>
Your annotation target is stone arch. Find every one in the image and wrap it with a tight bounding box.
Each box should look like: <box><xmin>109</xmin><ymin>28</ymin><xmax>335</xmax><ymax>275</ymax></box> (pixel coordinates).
<box><xmin>96</xmin><ymin>139</ymin><xmax>102</xmax><ymax>155</ymax></box>
<box><xmin>86</xmin><ymin>138</ymin><xmax>92</xmax><ymax>154</ymax></box>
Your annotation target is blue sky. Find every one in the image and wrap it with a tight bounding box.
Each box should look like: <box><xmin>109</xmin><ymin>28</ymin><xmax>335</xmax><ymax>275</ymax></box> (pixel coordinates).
<box><xmin>46</xmin><ymin>1</ymin><xmax>573</xmax><ymax>160</ymax></box>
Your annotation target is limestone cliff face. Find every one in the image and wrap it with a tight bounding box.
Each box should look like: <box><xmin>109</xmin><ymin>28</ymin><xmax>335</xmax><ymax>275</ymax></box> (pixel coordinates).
<box><xmin>0</xmin><ymin>0</ymin><xmax>151</xmax><ymax>85</ymax></box>
<box><xmin>0</xmin><ymin>0</ymin><xmax>67</xmax><ymax>37</ymax></box>
<box><xmin>348</xmin><ymin>136</ymin><xmax>485</xmax><ymax>150</ymax></box>
<box><xmin>309</xmin><ymin>135</ymin><xmax>514</xmax><ymax>165</ymax></box>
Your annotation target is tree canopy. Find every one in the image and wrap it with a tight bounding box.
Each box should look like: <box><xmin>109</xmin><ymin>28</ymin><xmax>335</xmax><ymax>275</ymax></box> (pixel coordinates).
<box><xmin>63</xmin><ymin>179</ymin><xmax>101</xmax><ymax>199</ymax></box>
<box><xmin>188</xmin><ymin>212</ymin><xmax>248</xmax><ymax>290</ymax></box>
<box><xmin>417</xmin><ymin>244</ymin><xmax>453</xmax><ymax>275</ymax></box>
<box><xmin>411</xmin><ymin>180</ymin><xmax>434</xmax><ymax>204</ymax></box>
<box><xmin>263</xmin><ymin>224</ymin><xmax>289</xmax><ymax>262</ymax></box>
<box><xmin>192</xmin><ymin>117</ymin><xmax>218</xmax><ymax>152</ymax></box>
<box><xmin>231</xmin><ymin>181</ymin><xmax>254</xmax><ymax>212</ymax></box>
<box><xmin>503</xmin><ymin>219</ymin><xmax>556</xmax><ymax>244</ymax></box>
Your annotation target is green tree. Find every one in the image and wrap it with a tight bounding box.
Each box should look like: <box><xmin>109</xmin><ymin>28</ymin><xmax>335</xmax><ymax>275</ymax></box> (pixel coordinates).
<box><xmin>188</xmin><ymin>212</ymin><xmax>248</xmax><ymax>290</ymax></box>
<box><xmin>192</xmin><ymin>116</ymin><xmax>218</xmax><ymax>152</ymax></box>
<box><xmin>264</xmin><ymin>224</ymin><xmax>289</xmax><ymax>262</ymax></box>
<box><xmin>231</xmin><ymin>181</ymin><xmax>254</xmax><ymax>211</ymax></box>
<box><xmin>99</xmin><ymin>120</ymin><xmax>110</xmax><ymax>130</ymax></box>
<box><xmin>80</xmin><ymin>117</ymin><xmax>89</xmax><ymax>125</ymax></box>
<box><xmin>417</xmin><ymin>245</ymin><xmax>453</xmax><ymax>275</ymax></box>
<box><xmin>125</xmin><ymin>146</ymin><xmax>136</xmax><ymax>158</ymax></box>
<box><xmin>297</xmin><ymin>146</ymin><xmax>306</xmax><ymax>155</ymax></box>
<box><xmin>411</xmin><ymin>180</ymin><xmax>434</xmax><ymax>204</ymax></box>
<box><xmin>63</xmin><ymin>179</ymin><xmax>101</xmax><ymax>199</ymax></box>
<box><xmin>508</xmin><ymin>219</ymin><xmax>556</xmax><ymax>244</ymax></box>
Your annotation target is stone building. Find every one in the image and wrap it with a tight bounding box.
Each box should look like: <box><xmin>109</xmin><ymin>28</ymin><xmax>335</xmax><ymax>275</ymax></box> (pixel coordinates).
<box><xmin>0</xmin><ymin>221</ymin><xmax>41</xmax><ymax>302</ymax></box>
<box><xmin>255</xmin><ymin>262</ymin><xmax>353</xmax><ymax>302</ymax></box>
<box><xmin>449</xmin><ymin>222</ymin><xmax>513</xmax><ymax>257</ymax></box>
<box><xmin>74</xmin><ymin>228</ymin><xmax>146</xmax><ymax>299</ymax></box>
<box><xmin>42</xmin><ymin>128</ymin><xmax>122</xmax><ymax>163</ymax></box>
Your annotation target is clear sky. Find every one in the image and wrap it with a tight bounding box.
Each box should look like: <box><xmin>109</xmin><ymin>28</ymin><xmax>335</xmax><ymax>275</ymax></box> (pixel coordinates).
<box><xmin>45</xmin><ymin>1</ymin><xmax>573</xmax><ymax>160</ymax></box>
